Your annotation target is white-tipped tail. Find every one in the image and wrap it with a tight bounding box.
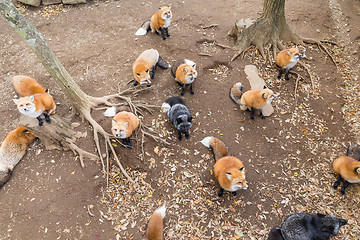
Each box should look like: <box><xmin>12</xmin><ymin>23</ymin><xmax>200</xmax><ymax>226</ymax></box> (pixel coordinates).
<box><xmin>103</xmin><ymin>106</ymin><xmax>117</xmax><ymax>117</ymax></box>
<box><xmin>135</xmin><ymin>27</ymin><xmax>147</xmax><ymax>36</ymax></box>
<box><xmin>200</xmin><ymin>136</ymin><xmax>213</xmax><ymax>148</ymax></box>
<box><xmin>154</xmin><ymin>202</ymin><xmax>166</xmax><ymax>218</ymax></box>
<box><xmin>161</xmin><ymin>102</ymin><xmax>171</xmax><ymax>113</ymax></box>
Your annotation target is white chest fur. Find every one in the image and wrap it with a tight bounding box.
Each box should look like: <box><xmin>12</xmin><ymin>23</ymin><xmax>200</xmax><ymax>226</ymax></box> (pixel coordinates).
<box><xmin>164</xmin><ymin>18</ymin><xmax>171</xmax><ymax>28</ymax></box>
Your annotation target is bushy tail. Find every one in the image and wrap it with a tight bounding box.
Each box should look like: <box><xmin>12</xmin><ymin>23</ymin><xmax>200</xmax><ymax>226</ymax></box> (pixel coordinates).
<box><xmin>135</xmin><ymin>20</ymin><xmax>151</xmax><ymax>36</ymax></box>
<box><xmin>161</xmin><ymin>102</ymin><xmax>171</xmax><ymax>113</ymax></box>
<box><xmin>103</xmin><ymin>105</ymin><xmax>132</xmax><ymax>117</ymax></box>
<box><xmin>230</xmin><ymin>82</ymin><xmax>243</xmax><ymax>104</ymax></box>
<box><xmin>154</xmin><ymin>202</ymin><xmax>166</xmax><ymax>218</ymax></box>
<box><xmin>0</xmin><ymin>171</ymin><xmax>11</xmax><ymax>189</ymax></box>
<box><xmin>346</xmin><ymin>144</ymin><xmax>360</xmax><ymax>161</ymax></box>
<box><xmin>144</xmin><ymin>202</ymin><xmax>166</xmax><ymax>240</ymax></box>
<box><xmin>157</xmin><ymin>55</ymin><xmax>171</xmax><ymax>69</ymax></box>
<box><xmin>201</xmin><ymin>136</ymin><xmax>229</xmax><ymax>161</ymax></box>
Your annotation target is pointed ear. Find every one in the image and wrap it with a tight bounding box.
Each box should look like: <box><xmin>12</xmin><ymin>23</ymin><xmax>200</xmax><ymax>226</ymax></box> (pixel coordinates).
<box><xmin>146</xmin><ymin>69</ymin><xmax>149</xmax><ymax>73</ymax></box>
<box><xmin>263</xmin><ymin>85</ymin><xmax>267</xmax><ymax>89</ymax></box>
<box><xmin>225</xmin><ymin>172</ymin><xmax>232</xmax><ymax>181</ymax></box>
<box><xmin>29</xmin><ymin>95</ymin><xmax>34</xmax><ymax>101</ymax></box>
<box><xmin>183</xmin><ymin>68</ymin><xmax>188</xmax><ymax>73</ymax></box>
<box><xmin>136</xmin><ymin>73</ymin><xmax>140</xmax><ymax>76</ymax></box>
<box><xmin>356</xmin><ymin>167</ymin><xmax>360</xmax><ymax>174</ymax></box>
<box><xmin>124</xmin><ymin>121</ymin><xmax>129</xmax><ymax>127</ymax></box>
<box><xmin>13</xmin><ymin>99</ymin><xmax>18</xmax><ymax>104</ymax></box>
<box><xmin>286</xmin><ymin>50</ymin><xmax>291</xmax><ymax>55</ymax></box>
<box><xmin>262</xmin><ymin>93</ymin><xmax>268</xmax><ymax>99</ymax></box>
<box><xmin>112</xmin><ymin>119</ymin><xmax>116</xmax><ymax>125</ymax></box>
<box><xmin>45</xmin><ymin>89</ymin><xmax>49</xmax><ymax>93</ymax></box>
<box><xmin>192</xmin><ymin>64</ymin><xmax>196</xmax><ymax>69</ymax></box>
<box><xmin>168</xmin><ymin>6</ymin><xmax>171</xmax><ymax>9</ymax></box>
<box><xmin>239</xmin><ymin>167</ymin><xmax>245</xmax><ymax>173</ymax></box>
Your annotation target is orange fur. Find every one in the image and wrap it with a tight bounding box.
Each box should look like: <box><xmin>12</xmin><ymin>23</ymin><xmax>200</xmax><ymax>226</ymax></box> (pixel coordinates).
<box><xmin>16</xmin><ymin>93</ymin><xmax>56</xmax><ymax>115</ymax></box>
<box><xmin>150</xmin><ymin>6</ymin><xmax>172</xmax><ymax>32</ymax></box>
<box><xmin>112</xmin><ymin>112</ymin><xmax>140</xmax><ymax>139</ymax></box>
<box><xmin>143</xmin><ymin>212</ymin><xmax>164</xmax><ymax>240</ymax></box>
<box><xmin>12</xmin><ymin>75</ymin><xmax>46</xmax><ymax>97</ymax></box>
<box><xmin>240</xmin><ymin>89</ymin><xmax>275</xmax><ymax>110</ymax></box>
<box><xmin>203</xmin><ymin>137</ymin><xmax>248</xmax><ymax>192</ymax></box>
<box><xmin>175</xmin><ymin>64</ymin><xmax>197</xmax><ymax>84</ymax></box>
<box><xmin>133</xmin><ymin>49</ymin><xmax>159</xmax><ymax>85</ymax></box>
<box><xmin>333</xmin><ymin>156</ymin><xmax>360</xmax><ymax>183</ymax></box>
<box><xmin>275</xmin><ymin>48</ymin><xmax>299</xmax><ymax>68</ymax></box>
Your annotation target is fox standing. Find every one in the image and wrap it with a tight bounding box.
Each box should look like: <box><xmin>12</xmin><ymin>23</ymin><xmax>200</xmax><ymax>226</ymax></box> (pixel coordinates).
<box><xmin>333</xmin><ymin>144</ymin><xmax>360</xmax><ymax>195</ymax></box>
<box><xmin>171</xmin><ymin>59</ymin><xmax>197</xmax><ymax>96</ymax></box>
<box><xmin>133</xmin><ymin>49</ymin><xmax>171</xmax><ymax>86</ymax></box>
<box><xmin>12</xmin><ymin>75</ymin><xmax>56</xmax><ymax>126</ymax></box>
<box><xmin>104</xmin><ymin>106</ymin><xmax>140</xmax><ymax>148</ymax></box>
<box><xmin>0</xmin><ymin>126</ymin><xmax>36</xmax><ymax>188</ymax></box>
<box><xmin>201</xmin><ymin>136</ymin><xmax>248</xmax><ymax>197</ymax></box>
<box><xmin>135</xmin><ymin>6</ymin><xmax>172</xmax><ymax>40</ymax></box>
<box><xmin>275</xmin><ymin>47</ymin><xmax>306</xmax><ymax>80</ymax></box>
<box><xmin>142</xmin><ymin>203</ymin><xmax>166</xmax><ymax>240</ymax></box>
<box><xmin>230</xmin><ymin>82</ymin><xmax>278</xmax><ymax>119</ymax></box>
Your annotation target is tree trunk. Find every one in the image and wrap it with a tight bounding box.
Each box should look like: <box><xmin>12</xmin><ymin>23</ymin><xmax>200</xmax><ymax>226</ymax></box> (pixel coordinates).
<box><xmin>228</xmin><ymin>0</ymin><xmax>303</xmax><ymax>61</ymax></box>
<box><xmin>0</xmin><ymin>0</ymin><xmax>93</xmax><ymax>113</ymax></box>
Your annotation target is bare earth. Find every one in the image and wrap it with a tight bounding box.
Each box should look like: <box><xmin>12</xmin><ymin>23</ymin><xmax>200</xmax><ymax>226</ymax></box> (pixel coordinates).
<box><xmin>0</xmin><ymin>0</ymin><xmax>359</xmax><ymax>239</ymax></box>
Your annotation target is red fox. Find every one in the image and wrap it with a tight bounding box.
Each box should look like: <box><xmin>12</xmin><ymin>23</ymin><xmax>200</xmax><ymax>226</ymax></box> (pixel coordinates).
<box><xmin>13</xmin><ymin>93</ymin><xmax>56</xmax><ymax>126</ymax></box>
<box><xmin>135</xmin><ymin>6</ymin><xmax>172</xmax><ymax>40</ymax></box>
<box><xmin>133</xmin><ymin>49</ymin><xmax>171</xmax><ymax>87</ymax></box>
<box><xmin>201</xmin><ymin>136</ymin><xmax>248</xmax><ymax>197</ymax></box>
<box><xmin>12</xmin><ymin>75</ymin><xmax>47</xmax><ymax>97</ymax></box>
<box><xmin>333</xmin><ymin>144</ymin><xmax>360</xmax><ymax>195</ymax></box>
<box><xmin>230</xmin><ymin>82</ymin><xmax>278</xmax><ymax>119</ymax></box>
<box><xmin>0</xmin><ymin>126</ymin><xmax>36</xmax><ymax>188</ymax></box>
<box><xmin>275</xmin><ymin>47</ymin><xmax>306</xmax><ymax>80</ymax></box>
<box><xmin>142</xmin><ymin>203</ymin><xmax>166</xmax><ymax>240</ymax></box>
<box><xmin>171</xmin><ymin>59</ymin><xmax>197</xmax><ymax>96</ymax></box>
<box><xmin>104</xmin><ymin>106</ymin><xmax>140</xmax><ymax>148</ymax></box>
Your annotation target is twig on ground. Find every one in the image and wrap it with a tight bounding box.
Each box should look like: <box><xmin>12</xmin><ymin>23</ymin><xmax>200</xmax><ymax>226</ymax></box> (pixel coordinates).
<box><xmin>202</xmin><ymin>24</ymin><xmax>218</xmax><ymax>29</ymax></box>
<box><xmin>198</xmin><ymin>53</ymin><xmax>213</xmax><ymax>57</ymax></box>
<box><xmin>214</xmin><ymin>42</ymin><xmax>232</xmax><ymax>49</ymax></box>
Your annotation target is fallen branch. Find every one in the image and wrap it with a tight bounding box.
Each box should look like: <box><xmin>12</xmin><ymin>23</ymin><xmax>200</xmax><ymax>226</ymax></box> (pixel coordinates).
<box><xmin>303</xmin><ymin>38</ymin><xmax>338</xmax><ymax>67</ymax></box>
<box><xmin>202</xmin><ymin>24</ymin><xmax>219</xmax><ymax>29</ymax></box>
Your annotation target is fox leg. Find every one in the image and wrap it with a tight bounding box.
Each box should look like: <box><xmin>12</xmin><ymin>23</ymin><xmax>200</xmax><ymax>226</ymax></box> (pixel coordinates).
<box><xmin>218</xmin><ymin>187</ymin><xmax>224</xmax><ymax>197</ymax></box>
<box><xmin>185</xmin><ymin>131</ymin><xmax>190</xmax><ymax>139</ymax></box>
<box><xmin>333</xmin><ymin>175</ymin><xmax>343</xmax><ymax>189</ymax></box>
<box><xmin>190</xmin><ymin>83</ymin><xmax>194</xmax><ymax>95</ymax></box>
<box><xmin>232</xmin><ymin>191</ymin><xmax>237</xmax><ymax>196</ymax></box>
<box><xmin>284</xmin><ymin>70</ymin><xmax>290</xmax><ymax>81</ymax></box>
<box><xmin>165</xmin><ymin>27</ymin><xmax>170</xmax><ymax>37</ymax></box>
<box><xmin>36</xmin><ymin>116</ymin><xmax>44</xmax><ymax>126</ymax></box>
<box><xmin>151</xmin><ymin>66</ymin><xmax>156</xmax><ymax>79</ymax></box>
<box><xmin>133</xmin><ymin>81</ymin><xmax>138</xmax><ymax>86</ymax></box>
<box><xmin>277</xmin><ymin>69</ymin><xmax>283</xmax><ymax>79</ymax></box>
<box><xmin>122</xmin><ymin>138</ymin><xmax>132</xmax><ymax>148</ymax></box>
<box><xmin>180</xmin><ymin>84</ymin><xmax>185</xmax><ymax>96</ymax></box>
<box><xmin>250</xmin><ymin>108</ymin><xmax>255</xmax><ymax>120</ymax></box>
<box><xmin>43</xmin><ymin>113</ymin><xmax>51</xmax><ymax>123</ymax></box>
<box><xmin>340</xmin><ymin>181</ymin><xmax>350</xmax><ymax>195</ymax></box>
<box><xmin>160</xmin><ymin>27</ymin><xmax>166</xmax><ymax>40</ymax></box>
<box><xmin>178</xmin><ymin>130</ymin><xmax>182</xmax><ymax>140</ymax></box>
<box><xmin>259</xmin><ymin>111</ymin><xmax>266</xmax><ymax>119</ymax></box>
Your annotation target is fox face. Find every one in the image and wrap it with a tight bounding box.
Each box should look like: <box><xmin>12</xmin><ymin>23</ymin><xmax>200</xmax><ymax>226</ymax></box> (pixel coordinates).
<box><xmin>183</xmin><ymin>65</ymin><xmax>197</xmax><ymax>84</ymax></box>
<box><xmin>175</xmin><ymin>115</ymin><xmax>192</xmax><ymax>133</ymax></box>
<box><xmin>160</xmin><ymin>6</ymin><xmax>172</xmax><ymax>20</ymax></box>
<box><xmin>136</xmin><ymin>69</ymin><xmax>151</xmax><ymax>86</ymax></box>
<box><xmin>262</xmin><ymin>89</ymin><xmax>278</xmax><ymax>105</ymax></box>
<box><xmin>111</xmin><ymin>120</ymin><xmax>130</xmax><ymax>139</ymax></box>
<box><xmin>226</xmin><ymin>167</ymin><xmax>248</xmax><ymax>191</ymax></box>
<box><xmin>13</xmin><ymin>95</ymin><xmax>40</xmax><ymax>117</ymax></box>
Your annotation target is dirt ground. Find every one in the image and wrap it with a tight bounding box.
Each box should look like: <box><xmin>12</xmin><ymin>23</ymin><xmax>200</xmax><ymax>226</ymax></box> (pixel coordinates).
<box><xmin>0</xmin><ymin>0</ymin><xmax>359</xmax><ymax>239</ymax></box>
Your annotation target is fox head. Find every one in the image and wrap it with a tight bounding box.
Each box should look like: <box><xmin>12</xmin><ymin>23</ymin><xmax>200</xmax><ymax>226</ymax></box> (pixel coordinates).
<box><xmin>13</xmin><ymin>95</ymin><xmax>37</xmax><ymax>115</ymax></box>
<box><xmin>318</xmin><ymin>214</ymin><xmax>347</xmax><ymax>236</ymax></box>
<box><xmin>286</xmin><ymin>47</ymin><xmax>306</xmax><ymax>60</ymax></box>
<box><xmin>261</xmin><ymin>89</ymin><xmax>278</xmax><ymax>104</ymax></box>
<box><xmin>174</xmin><ymin>114</ymin><xmax>192</xmax><ymax>133</ymax></box>
<box><xmin>135</xmin><ymin>68</ymin><xmax>151</xmax><ymax>86</ymax></box>
<box><xmin>159</xmin><ymin>6</ymin><xmax>172</xmax><ymax>20</ymax></box>
<box><xmin>111</xmin><ymin>119</ymin><xmax>130</xmax><ymax>139</ymax></box>
<box><xmin>183</xmin><ymin>64</ymin><xmax>197</xmax><ymax>83</ymax></box>
<box><xmin>225</xmin><ymin>167</ymin><xmax>248</xmax><ymax>190</ymax></box>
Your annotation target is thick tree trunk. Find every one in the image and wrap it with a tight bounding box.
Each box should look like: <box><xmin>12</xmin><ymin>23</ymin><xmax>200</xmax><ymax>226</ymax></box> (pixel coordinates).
<box><xmin>229</xmin><ymin>0</ymin><xmax>303</xmax><ymax>61</ymax></box>
<box><xmin>0</xmin><ymin>0</ymin><xmax>92</xmax><ymax>113</ymax></box>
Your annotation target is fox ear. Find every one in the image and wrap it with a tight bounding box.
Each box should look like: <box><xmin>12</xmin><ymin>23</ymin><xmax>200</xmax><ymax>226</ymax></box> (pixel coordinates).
<box><xmin>168</xmin><ymin>6</ymin><xmax>171</xmax><ymax>9</ymax></box>
<box><xmin>112</xmin><ymin>119</ymin><xmax>116</xmax><ymax>125</ymax></box>
<box><xmin>124</xmin><ymin>121</ymin><xmax>129</xmax><ymax>128</ymax></box>
<box><xmin>146</xmin><ymin>69</ymin><xmax>149</xmax><ymax>73</ymax></box>
<box><xmin>29</xmin><ymin>95</ymin><xmax>34</xmax><ymax>101</ymax></box>
<box><xmin>136</xmin><ymin>73</ymin><xmax>140</xmax><ymax>76</ymax></box>
<box><xmin>183</xmin><ymin>68</ymin><xmax>188</xmax><ymax>73</ymax></box>
<box><xmin>262</xmin><ymin>93</ymin><xmax>268</xmax><ymax>99</ymax></box>
<box><xmin>263</xmin><ymin>85</ymin><xmax>267</xmax><ymax>89</ymax></box>
<box><xmin>225</xmin><ymin>172</ymin><xmax>232</xmax><ymax>180</ymax></box>
<box><xmin>192</xmin><ymin>64</ymin><xmax>196</xmax><ymax>69</ymax></box>
<box><xmin>13</xmin><ymin>99</ymin><xmax>18</xmax><ymax>104</ymax></box>
<box><xmin>286</xmin><ymin>50</ymin><xmax>291</xmax><ymax>55</ymax></box>
<box><xmin>356</xmin><ymin>168</ymin><xmax>360</xmax><ymax>173</ymax></box>
<box><xmin>23</xmin><ymin>129</ymin><xmax>30</xmax><ymax>133</ymax></box>
<box><xmin>239</xmin><ymin>167</ymin><xmax>245</xmax><ymax>173</ymax></box>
